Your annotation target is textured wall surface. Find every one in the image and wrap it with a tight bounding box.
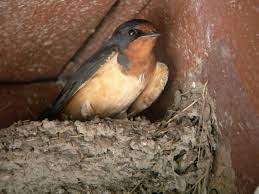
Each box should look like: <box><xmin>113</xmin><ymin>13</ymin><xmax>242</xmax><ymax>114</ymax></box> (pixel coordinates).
<box><xmin>0</xmin><ymin>0</ymin><xmax>116</xmax><ymax>81</ymax></box>
<box><xmin>0</xmin><ymin>0</ymin><xmax>258</xmax><ymax>193</ymax></box>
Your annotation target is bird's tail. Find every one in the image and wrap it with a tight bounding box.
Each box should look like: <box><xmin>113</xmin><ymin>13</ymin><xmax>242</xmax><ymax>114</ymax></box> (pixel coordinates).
<box><xmin>36</xmin><ymin>105</ymin><xmax>57</xmax><ymax>121</ymax></box>
<box><xmin>35</xmin><ymin>91</ymin><xmax>66</xmax><ymax>121</ymax></box>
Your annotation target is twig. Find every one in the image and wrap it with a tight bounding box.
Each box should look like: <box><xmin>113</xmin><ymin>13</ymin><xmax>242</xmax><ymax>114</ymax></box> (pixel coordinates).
<box><xmin>198</xmin><ymin>81</ymin><xmax>208</xmax><ymax>162</ymax></box>
<box><xmin>187</xmin><ymin>164</ymin><xmax>211</xmax><ymax>193</ymax></box>
<box><xmin>198</xmin><ymin>81</ymin><xmax>208</xmax><ymax>127</ymax></box>
<box><xmin>130</xmin><ymin>176</ymin><xmax>146</xmax><ymax>193</ymax></box>
<box><xmin>165</xmin><ymin>97</ymin><xmax>201</xmax><ymax>125</ymax></box>
<box><xmin>180</xmin><ymin>91</ymin><xmax>191</xmax><ymax>96</ymax></box>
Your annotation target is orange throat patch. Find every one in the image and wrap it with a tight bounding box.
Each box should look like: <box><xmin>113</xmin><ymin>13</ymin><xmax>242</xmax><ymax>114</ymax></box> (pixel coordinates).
<box><xmin>123</xmin><ymin>36</ymin><xmax>158</xmax><ymax>78</ymax></box>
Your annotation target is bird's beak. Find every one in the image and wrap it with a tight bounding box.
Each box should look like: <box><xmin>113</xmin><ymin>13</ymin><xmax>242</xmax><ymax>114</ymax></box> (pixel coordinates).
<box><xmin>143</xmin><ymin>32</ymin><xmax>160</xmax><ymax>38</ymax></box>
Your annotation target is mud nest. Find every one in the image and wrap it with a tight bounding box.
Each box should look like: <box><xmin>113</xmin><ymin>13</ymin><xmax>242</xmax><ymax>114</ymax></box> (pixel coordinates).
<box><xmin>0</xmin><ymin>82</ymin><xmax>218</xmax><ymax>193</ymax></box>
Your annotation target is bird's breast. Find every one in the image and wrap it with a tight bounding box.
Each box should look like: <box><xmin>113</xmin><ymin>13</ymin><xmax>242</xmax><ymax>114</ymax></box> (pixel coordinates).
<box><xmin>61</xmin><ymin>52</ymin><xmax>149</xmax><ymax>120</ymax></box>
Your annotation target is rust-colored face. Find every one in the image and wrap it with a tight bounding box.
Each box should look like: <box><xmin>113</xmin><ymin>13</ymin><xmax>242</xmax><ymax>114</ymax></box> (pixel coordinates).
<box><xmin>130</xmin><ymin>22</ymin><xmax>160</xmax><ymax>53</ymax></box>
<box><xmin>110</xmin><ymin>19</ymin><xmax>160</xmax><ymax>53</ymax></box>
<box><xmin>119</xmin><ymin>21</ymin><xmax>160</xmax><ymax>59</ymax></box>
<box><xmin>110</xmin><ymin>19</ymin><xmax>160</xmax><ymax>77</ymax></box>
<box><xmin>124</xmin><ymin>35</ymin><xmax>159</xmax><ymax>60</ymax></box>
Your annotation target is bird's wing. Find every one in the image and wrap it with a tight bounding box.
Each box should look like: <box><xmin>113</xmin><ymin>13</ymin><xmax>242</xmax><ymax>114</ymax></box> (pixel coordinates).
<box><xmin>38</xmin><ymin>45</ymin><xmax>116</xmax><ymax>120</ymax></box>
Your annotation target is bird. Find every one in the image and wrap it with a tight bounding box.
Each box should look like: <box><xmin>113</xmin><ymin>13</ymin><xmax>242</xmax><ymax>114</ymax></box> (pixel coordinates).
<box><xmin>38</xmin><ymin>19</ymin><xmax>169</xmax><ymax>121</ymax></box>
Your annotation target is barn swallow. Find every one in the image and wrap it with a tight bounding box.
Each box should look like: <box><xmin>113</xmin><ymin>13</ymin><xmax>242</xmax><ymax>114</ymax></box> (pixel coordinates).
<box><xmin>38</xmin><ymin>19</ymin><xmax>169</xmax><ymax>120</ymax></box>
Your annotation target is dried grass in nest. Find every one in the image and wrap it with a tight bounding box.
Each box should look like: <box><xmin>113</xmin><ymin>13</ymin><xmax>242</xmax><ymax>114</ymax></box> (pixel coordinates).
<box><xmin>160</xmin><ymin>82</ymin><xmax>218</xmax><ymax>194</ymax></box>
<box><xmin>0</xmin><ymin>82</ymin><xmax>218</xmax><ymax>193</ymax></box>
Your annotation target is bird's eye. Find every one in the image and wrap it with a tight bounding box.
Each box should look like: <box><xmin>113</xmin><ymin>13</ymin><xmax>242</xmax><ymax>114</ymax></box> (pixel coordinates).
<box><xmin>128</xmin><ymin>29</ymin><xmax>137</xmax><ymax>36</ymax></box>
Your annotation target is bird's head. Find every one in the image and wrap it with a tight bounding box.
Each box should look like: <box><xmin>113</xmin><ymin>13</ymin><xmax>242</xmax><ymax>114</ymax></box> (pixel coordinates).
<box><xmin>108</xmin><ymin>19</ymin><xmax>160</xmax><ymax>59</ymax></box>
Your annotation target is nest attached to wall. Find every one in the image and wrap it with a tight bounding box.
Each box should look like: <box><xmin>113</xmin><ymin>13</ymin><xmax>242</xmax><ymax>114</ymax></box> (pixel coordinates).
<box><xmin>0</xmin><ymin>82</ymin><xmax>218</xmax><ymax>193</ymax></box>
